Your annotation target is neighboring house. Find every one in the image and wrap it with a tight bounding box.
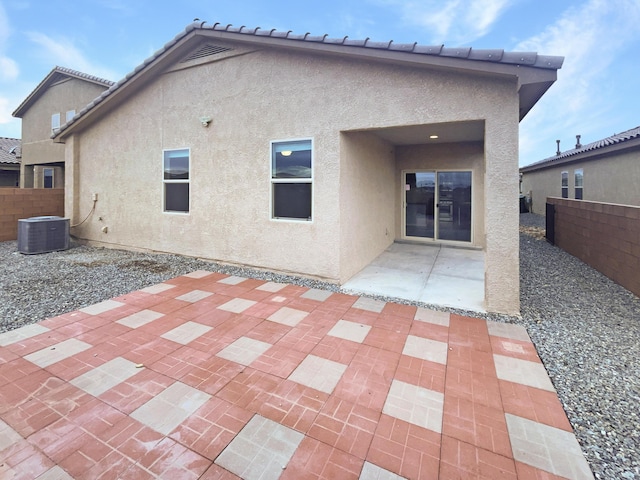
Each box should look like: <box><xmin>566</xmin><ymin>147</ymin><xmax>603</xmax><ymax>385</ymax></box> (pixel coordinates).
<box><xmin>0</xmin><ymin>138</ymin><xmax>21</xmax><ymax>187</ymax></box>
<box><xmin>521</xmin><ymin>126</ymin><xmax>640</xmax><ymax>215</ymax></box>
<box><xmin>12</xmin><ymin>67</ymin><xmax>114</xmax><ymax>189</ymax></box>
<box><xmin>52</xmin><ymin>21</ymin><xmax>563</xmax><ymax>314</ymax></box>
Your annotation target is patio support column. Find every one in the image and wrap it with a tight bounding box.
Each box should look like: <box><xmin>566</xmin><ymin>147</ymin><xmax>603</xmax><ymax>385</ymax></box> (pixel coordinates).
<box><xmin>484</xmin><ymin>116</ymin><xmax>520</xmax><ymax>315</ymax></box>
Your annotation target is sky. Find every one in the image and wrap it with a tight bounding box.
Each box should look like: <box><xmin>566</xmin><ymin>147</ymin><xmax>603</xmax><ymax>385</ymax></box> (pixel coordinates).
<box><xmin>0</xmin><ymin>0</ymin><xmax>639</xmax><ymax>166</ymax></box>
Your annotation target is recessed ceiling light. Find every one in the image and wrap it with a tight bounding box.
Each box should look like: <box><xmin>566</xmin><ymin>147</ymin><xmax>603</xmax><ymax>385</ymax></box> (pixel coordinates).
<box><xmin>429</xmin><ymin>135</ymin><xmax>439</xmax><ymax>139</ymax></box>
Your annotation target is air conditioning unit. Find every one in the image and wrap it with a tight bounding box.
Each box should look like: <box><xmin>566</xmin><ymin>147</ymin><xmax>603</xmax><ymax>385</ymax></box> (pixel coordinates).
<box><xmin>17</xmin><ymin>216</ymin><xmax>70</xmax><ymax>254</ymax></box>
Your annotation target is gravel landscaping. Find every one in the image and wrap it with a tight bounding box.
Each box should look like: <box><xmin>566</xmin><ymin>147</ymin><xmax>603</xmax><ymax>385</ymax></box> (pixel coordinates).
<box><xmin>1</xmin><ymin>214</ymin><xmax>639</xmax><ymax>479</ymax></box>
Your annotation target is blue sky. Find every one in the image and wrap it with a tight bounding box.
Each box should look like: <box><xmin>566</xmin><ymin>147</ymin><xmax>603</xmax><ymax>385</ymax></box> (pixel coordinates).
<box><xmin>0</xmin><ymin>0</ymin><xmax>638</xmax><ymax>166</ymax></box>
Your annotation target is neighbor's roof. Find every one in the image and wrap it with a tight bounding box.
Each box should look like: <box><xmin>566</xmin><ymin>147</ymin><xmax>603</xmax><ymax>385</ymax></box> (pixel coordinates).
<box><xmin>13</xmin><ymin>66</ymin><xmax>115</xmax><ymax>118</ymax></box>
<box><xmin>0</xmin><ymin>137</ymin><xmax>21</xmax><ymax>164</ymax></box>
<box><xmin>53</xmin><ymin>21</ymin><xmax>564</xmax><ymax>140</ymax></box>
<box><xmin>520</xmin><ymin>126</ymin><xmax>640</xmax><ymax>173</ymax></box>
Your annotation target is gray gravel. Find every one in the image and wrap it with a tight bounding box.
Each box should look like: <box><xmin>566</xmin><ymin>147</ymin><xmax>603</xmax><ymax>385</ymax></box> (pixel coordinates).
<box><xmin>1</xmin><ymin>217</ymin><xmax>639</xmax><ymax>479</ymax></box>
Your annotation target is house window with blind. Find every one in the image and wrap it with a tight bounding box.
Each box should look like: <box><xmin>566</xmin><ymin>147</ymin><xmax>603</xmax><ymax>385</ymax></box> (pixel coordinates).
<box><xmin>574</xmin><ymin>169</ymin><xmax>583</xmax><ymax>200</ymax></box>
<box><xmin>163</xmin><ymin>149</ymin><xmax>190</xmax><ymax>213</ymax></box>
<box><xmin>271</xmin><ymin>139</ymin><xmax>313</xmax><ymax>221</ymax></box>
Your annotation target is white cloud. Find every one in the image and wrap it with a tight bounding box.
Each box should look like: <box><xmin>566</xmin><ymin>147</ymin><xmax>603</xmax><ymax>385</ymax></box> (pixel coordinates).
<box><xmin>378</xmin><ymin>0</ymin><xmax>514</xmax><ymax>44</ymax></box>
<box><xmin>518</xmin><ymin>0</ymin><xmax>640</xmax><ymax>164</ymax></box>
<box><xmin>0</xmin><ymin>1</ymin><xmax>19</xmax><ymax>82</ymax></box>
<box><xmin>25</xmin><ymin>31</ymin><xmax>119</xmax><ymax>81</ymax></box>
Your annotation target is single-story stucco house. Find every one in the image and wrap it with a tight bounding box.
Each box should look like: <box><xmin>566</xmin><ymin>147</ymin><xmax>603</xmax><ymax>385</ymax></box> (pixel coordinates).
<box><xmin>12</xmin><ymin>66</ymin><xmax>114</xmax><ymax>189</ymax></box>
<box><xmin>520</xmin><ymin>126</ymin><xmax>640</xmax><ymax>215</ymax></box>
<box><xmin>51</xmin><ymin>21</ymin><xmax>563</xmax><ymax>314</ymax></box>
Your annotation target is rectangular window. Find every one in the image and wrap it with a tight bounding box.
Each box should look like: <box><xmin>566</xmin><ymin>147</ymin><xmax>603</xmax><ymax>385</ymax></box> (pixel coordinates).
<box><xmin>43</xmin><ymin>168</ymin><xmax>54</xmax><ymax>188</ymax></box>
<box><xmin>66</xmin><ymin>110</ymin><xmax>76</xmax><ymax>122</ymax></box>
<box><xmin>271</xmin><ymin>139</ymin><xmax>312</xmax><ymax>220</ymax></box>
<box><xmin>51</xmin><ymin>113</ymin><xmax>60</xmax><ymax>131</ymax></box>
<box><xmin>561</xmin><ymin>171</ymin><xmax>568</xmax><ymax>198</ymax></box>
<box><xmin>574</xmin><ymin>169</ymin><xmax>583</xmax><ymax>200</ymax></box>
<box><xmin>163</xmin><ymin>149</ymin><xmax>190</xmax><ymax>213</ymax></box>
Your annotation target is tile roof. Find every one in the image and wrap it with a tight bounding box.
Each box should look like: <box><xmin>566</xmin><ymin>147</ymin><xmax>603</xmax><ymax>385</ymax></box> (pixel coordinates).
<box><xmin>521</xmin><ymin>126</ymin><xmax>640</xmax><ymax>172</ymax></box>
<box><xmin>54</xmin><ymin>21</ymin><xmax>564</xmax><ymax>139</ymax></box>
<box><xmin>0</xmin><ymin>137</ymin><xmax>21</xmax><ymax>164</ymax></box>
<box><xmin>13</xmin><ymin>66</ymin><xmax>115</xmax><ymax>118</ymax></box>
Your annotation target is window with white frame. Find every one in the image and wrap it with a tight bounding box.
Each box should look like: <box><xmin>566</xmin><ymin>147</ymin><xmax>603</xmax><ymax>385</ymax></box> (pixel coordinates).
<box><xmin>51</xmin><ymin>113</ymin><xmax>60</xmax><ymax>132</ymax></box>
<box><xmin>271</xmin><ymin>139</ymin><xmax>312</xmax><ymax>220</ymax></box>
<box><xmin>574</xmin><ymin>169</ymin><xmax>583</xmax><ymax>200</ymax></box>
<box><xmin>163</xmin><ymin>149</ymin><xmax>190</xmax><ymax>213</ymax></box>
<box><xmin>43</xmin><ymin>168</ymin><xmax>54</xmax><ymax>188</ymax></box>
<box><xmin>66</xmin><ymin>110</ymin><xmax>76</xmax><ymax>122</ymax></box>
<box><xmin>561</xmin><ymin>171</ymin><xmax>568</xmax><ymax>198</ymax></box>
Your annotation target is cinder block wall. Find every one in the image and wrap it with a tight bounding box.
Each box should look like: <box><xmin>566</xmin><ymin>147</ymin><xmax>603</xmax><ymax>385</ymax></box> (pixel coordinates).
<box><xmin>549</xmin><ymin>197</ymin><xmax>640</xmax><ymax>297</ymax></box>
<box><xmin>0</xmin><ymin>188</ymin><xmax>65</xmax><ymax>241</ymax></box>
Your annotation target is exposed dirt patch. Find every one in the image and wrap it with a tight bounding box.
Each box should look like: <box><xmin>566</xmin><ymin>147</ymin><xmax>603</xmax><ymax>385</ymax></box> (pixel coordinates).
<box><xmin>121</xmin><ymin>259</ymin><xmax>171</xmax><ymax>273</ymax></box>
<box><xmin>519</xmin><ymin>225</ymin><xmax>546</xmax><ymax>240</ymax></box>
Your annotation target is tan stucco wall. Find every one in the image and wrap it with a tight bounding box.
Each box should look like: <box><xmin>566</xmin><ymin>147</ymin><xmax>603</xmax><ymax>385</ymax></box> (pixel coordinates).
<box><xmin>65</xmin><ymin>43</ymin><xmax>521</xmax><ymax>312</ymax></box>
<box><xmin>20</xmin><ymin>78</ymin><xmax>108</xmax><ymax>187</ymax></box>
<box><xmin>339</xmin><ymin>132</ymin><xmax>396</xmax><ymax>282</ymax></box>
<box><xmin>522</xmin><ymin>148</ymin><xmax>640</xmax><ymax>214</ymax></box>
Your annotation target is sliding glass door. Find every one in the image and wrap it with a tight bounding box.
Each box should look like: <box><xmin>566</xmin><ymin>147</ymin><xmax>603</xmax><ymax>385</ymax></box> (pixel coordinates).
<box><xmin>404</xmin><ymin>170</ymin><xmax>472</xmax><ymax>242</ymax></box>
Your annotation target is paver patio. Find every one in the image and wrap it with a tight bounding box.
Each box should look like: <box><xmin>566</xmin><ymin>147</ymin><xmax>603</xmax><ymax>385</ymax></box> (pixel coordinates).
<box><xmin>0</xmin><ymin>270</ymin><xmax>593</xmax><ymax>479</ymax></box>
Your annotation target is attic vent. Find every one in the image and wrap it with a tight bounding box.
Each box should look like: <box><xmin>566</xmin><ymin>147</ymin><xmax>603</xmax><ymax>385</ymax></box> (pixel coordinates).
<box><xmin>181</xmin><ymin>44</ymin><xmax>232</xmax><ymax>63</ymax></box>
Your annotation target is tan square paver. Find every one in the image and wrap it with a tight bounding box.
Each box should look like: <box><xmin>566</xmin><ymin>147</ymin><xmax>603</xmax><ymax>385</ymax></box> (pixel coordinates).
<box><xmin>130</xmin><ymin>381</ymin><xmax>211</xmax><ymax>435</ymax></box>
<box><xmin>0</xmin><ymin>419</ymin><xmax>22</xmax><ymax>451</ymax></box>
<box><xmin>506</xmin><ymin>413</ymin><xmax>594</xmax><ymax>480</ymax></box>
<box><xmin>352</xmin><ymin>297</ymin><xmax>386</xmax><ymax>313</ymax></box>
<box><xmin>183</xmin><ymin>270</ymin><xmax>213</xmax><ymax>278</ymax></box>
<box><xmin>256</xmin><ymin>281</ymin><xmax>286</xmax><ymax>292</ymax></box>
<box><xmin>70</xmin><ymin>357</ymin><xmax>142</xmax><ymax>397</ymax></box>
<box><xmin>402</xmin><ymin>335</ymin><xmax>448</xmax><ymax>365</ymax></box>
<box><xmin>267</xmin><ymin>306</ymin><xmax>309</xmax><ymax>327</ymax></box>
<box><xmin>116</xmin><ymin>309</ymin><xmax>164</xmax><ymax>329</ymax></box>
<box><xmin>79</xmin><ymin>299</ymin><xmax>124</xmax><ymax>315</ymax></box>
<box><xmin>139</xmin><ymin>283</ymin><xmax>175</xmax><ymax>294</ymax></box>
<box><xmin>288</xmin><ymin>354</ymin><xmax>347</xmax><ymax>394</ymax></box>
<box><xmin>215</xmin><ymin>414</ymin><xmax>304</xmax><ymax>480</ymax></box>
<box><xmin>383</xmin><ymin>379</ymin><xmax>444</xmax><ymax>433</ymax></box>
<box><xmin>24</xmin><ymin>338</ymin><xmax>92</xmax><ymax>368</ymax></box>
<box><xmin>218</xmin><ymin>275</ymin><xmax>247</xmax><ymax>285</ymax></box>
<box><xmin>414</xmin><ymin>308</ymin><xmax>450</xmax><ymax>327</ymax></box>
<box><xmin>487</xmin><ymin>321</ymin><xmax>531</xmax><ymax>342</ymax></box>
<box><xmin>175</xmin><ymin>289</ymin><xmax>213</xmax><ymax>303</ymax></box>
<box><xmin>216</xmin><ymin>336</ymin><xmax>273</xmax><ymax>366</ymax></box>
<box><xmin>360</xmin><ymin>461</ymin><xmax>407</xmax><ymax>479</ymax></box>
<box><xmin>161</xmin><ymin>321</ymin><xmax>213</xmax><ymax>345</ymax></box>
<box><xmin>301</xmin><ymin>288</ymin><xmax>334</xmax><ymax>302</ymax></box>
<box><xmin>0</xmin><ymin>323</ymin><xmax>50</xmax><ymax>347</ymax></box>
<box><xmin>218</xmin><ymin>298</ymin><xmax>257</xmax><ymax>313</ymax></box>
<box><xmin>327</xmin><ymin>319</ymin><xmax>371</xmax><ymax>344</ymax></box>
<box><xmin>494</xmin><ymin>354</ymin><xmax>555</xmax><ymax>392</ymax></box>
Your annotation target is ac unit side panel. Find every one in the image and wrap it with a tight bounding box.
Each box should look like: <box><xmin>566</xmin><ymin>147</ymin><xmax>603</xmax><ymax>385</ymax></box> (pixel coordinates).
<box><xmin>17</xmin><ymin>217</ymin><xmax>70</xmax><ymax>254</ymax></box>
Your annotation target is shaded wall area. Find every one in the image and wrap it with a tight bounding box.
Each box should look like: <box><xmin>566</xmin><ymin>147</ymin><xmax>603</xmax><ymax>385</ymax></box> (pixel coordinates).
<box><xmin>547</xmin><ymin>197</ymin><xmax>640</xmax><ymax>297</ymax></box>
<box><xmin>0</xmin><ymin>188</ymin><xmax>65</xmax><ymax>241</ymax></box>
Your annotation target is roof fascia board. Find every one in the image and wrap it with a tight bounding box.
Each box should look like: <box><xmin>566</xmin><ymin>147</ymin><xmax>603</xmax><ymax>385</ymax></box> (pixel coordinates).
<box><xmin>55</xmin><ymin>31</ymin><xmax>200</xmax><ymax>142</ymax></box>
<box><xmin>196</xmin><ymin>29</ymin><xmax>556</xmax><ymax>85</ymax></box>
<box><xmin>520</xmin><ymin>137</ymin><xmax>640</xmax><ymax>172</ymax></box>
